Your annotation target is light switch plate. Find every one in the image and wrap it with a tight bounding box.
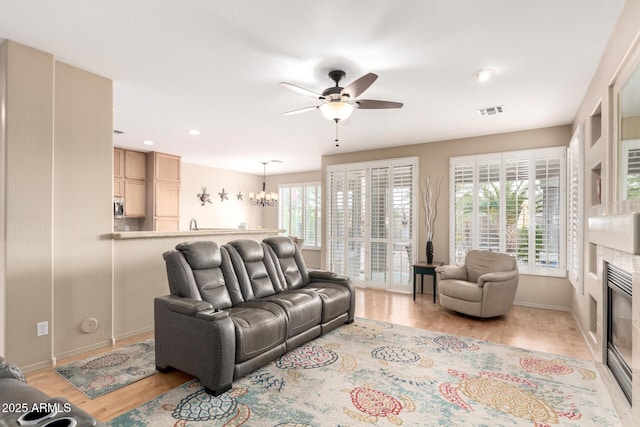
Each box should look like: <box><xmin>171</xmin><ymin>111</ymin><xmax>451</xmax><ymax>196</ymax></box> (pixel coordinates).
<box><xmin>37</xmin><ymin>321</ymin><xmax>48</xmax><ymax>336</ymax></box>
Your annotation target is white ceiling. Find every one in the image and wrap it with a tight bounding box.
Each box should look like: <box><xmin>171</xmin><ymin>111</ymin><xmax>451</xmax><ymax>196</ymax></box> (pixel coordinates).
<box><xmin>0</xmin><ymin>0</ymin><xmax>626</xmax><ymax>175</ymax></box>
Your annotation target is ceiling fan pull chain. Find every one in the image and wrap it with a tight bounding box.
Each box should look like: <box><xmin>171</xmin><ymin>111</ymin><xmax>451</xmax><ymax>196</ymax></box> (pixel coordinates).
<box><xmin>335</xmin><ymin>121</ymin><xmax>340</xmax><ymax>147</ymax></box>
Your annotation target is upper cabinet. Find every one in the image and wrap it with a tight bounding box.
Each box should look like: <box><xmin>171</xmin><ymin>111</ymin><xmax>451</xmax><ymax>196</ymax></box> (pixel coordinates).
<box><xmin>124</xmin><ymin>150</ymin><xmax>146</xmax><ymax>180</ymax></box>
<box><xmin>153</xmin><ymin>152</ymin><xmax>181</xmax><ymax>182</ymax></box>
<box><xmin>113</xmin><ymin>148</ymin><xmax>146</xmax><ymax>218</ymax></box>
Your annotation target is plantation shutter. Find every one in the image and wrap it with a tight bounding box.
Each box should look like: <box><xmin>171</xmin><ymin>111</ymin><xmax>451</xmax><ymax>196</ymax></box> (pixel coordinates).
<box><xmin>345</xmin><ymin>167</ymin><xmax>367</xmax><ymax>282</ymax></box>
<box><xmin>450</xmin><ymin>159</ymin><xmax>474</xmax><ymax>264</ymax></box>
<box><xmin>391</xmin><ymin>162</ymin><xmax>415</xmax><ymax>285</ymax></box>
<box><xmin>327</xmin><ymin>168</ymin><xmax>346</xmax><ymax>275</ymax></box>
<box><xmin>370</xmin><ymin>165</ymin><xmax>389</xmax><ymax>283</ymax></box>
<box><xmin>567</xmin><ymin>128</ymin><xmax>583</xmax><ymax>292</ymax></box>
<box><xmin>504</xmin><ymin>156</ymin><xmax>530</xmax><ymax>268</ymax></box>
<box><xmin>290</xmin><ymin>186</ymin><xmax>303</xmax><ymax>238</ymax></box>
<box><xmin>304</xmin><ymin>184</ymin><xmax>320</xmax><ymax>247</ymax></box>
<box><xmin>326</xmin><ymin>157</ymin><xmax>418</xmax><ymax>290</ymax></box>
<box><xmin>533</xmin><ymin>155</ymin><xmax>562</xmax><ymax>272</ymax></box>
<box><xmin>476</xmin><ymin>158</ymin><xmax>501</xmax><ymax>253</ymax></box>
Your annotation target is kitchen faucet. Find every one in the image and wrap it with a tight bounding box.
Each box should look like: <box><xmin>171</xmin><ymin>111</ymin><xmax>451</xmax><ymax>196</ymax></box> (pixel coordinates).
<box><xmin>189</xmin><ymin>218</ymin><xmax>198</xmax><ymax>231</ymax></box>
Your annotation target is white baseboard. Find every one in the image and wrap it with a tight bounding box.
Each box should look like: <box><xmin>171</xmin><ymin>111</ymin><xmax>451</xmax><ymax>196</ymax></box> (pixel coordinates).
<box><xmin>53</xmin><ymin>339</ymin><xmax>113</xmax><ymax>364</ymax></box>
<box><xmin>21</xmin><ymin>359</ymin><xmax>54</xmax><ymax>374</ymax></box>
<box><xmin>513</xmin><ymin>300</ymin><xmax>570</xmax><ymax>312</ymax></box>
<box><xmin>114</xmin><ymin>325</ymin><xmax>153</xmax><ymax>342</ymax></box>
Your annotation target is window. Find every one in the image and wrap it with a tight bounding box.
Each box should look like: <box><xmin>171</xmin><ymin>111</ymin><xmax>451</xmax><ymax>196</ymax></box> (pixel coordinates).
<box><xmin>327</xmin><ymin>157</ymin><xmax>417</xmax><ymax>291</ymax></box>
<box><xmin>278</xmin><ymin>183</ymin><xmax>321</xmax><ymax>249</ymax></box>
<box><xmin>450</xmin><ymin>147</ymin><xmax>566</xmax><ymax>277</ymax></box>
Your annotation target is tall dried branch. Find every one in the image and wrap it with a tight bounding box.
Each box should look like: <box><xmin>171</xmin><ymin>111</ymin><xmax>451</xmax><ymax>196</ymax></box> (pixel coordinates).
<box><xmin>420</xmin><ymin>175</ymin><xmax>443</xmax><ymax>242</ymax></box>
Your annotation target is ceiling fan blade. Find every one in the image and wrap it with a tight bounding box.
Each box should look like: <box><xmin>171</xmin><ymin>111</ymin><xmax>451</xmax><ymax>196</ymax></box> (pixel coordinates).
<box><xmin>280</xmin><ymin>82</ymin><xmax>325</xmax><ymax>99</ymax></box>
<box><xmin>341</xmin><ymin>73</ymin><xmax>378</xmax><ymax>99</ymax></box>
<box><xmin>354</xmin><ymin>99</ymin><xmax>403</xmax><ymax>109</ymax></box>
<box><xmin>282</xmin><ymin>105</ymin><xmax>320</xmax><ymax>115</ymax></box>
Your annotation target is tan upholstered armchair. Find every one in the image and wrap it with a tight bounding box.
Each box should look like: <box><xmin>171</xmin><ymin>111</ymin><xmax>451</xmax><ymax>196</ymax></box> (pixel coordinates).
<box><xmin>435</xmin><ymin>250</ymin><xmax>519</xmax><ymax>318</ymax></box>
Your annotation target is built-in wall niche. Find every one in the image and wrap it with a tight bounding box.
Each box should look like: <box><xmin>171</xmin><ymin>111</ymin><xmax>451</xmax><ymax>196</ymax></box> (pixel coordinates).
<box><xmin>589</xmin><ymin>242</ymin><xmax>598</xmax><ymax>274</ymax></box>
<box><xmin>591</xmin><ymin>163</ymin><xmax>602</xmax><ymax>206</ymax></box>
<box><xmin>590</xmin><ymin>102</ymin><xmax>602</xmax><ymax>147</ymax></box>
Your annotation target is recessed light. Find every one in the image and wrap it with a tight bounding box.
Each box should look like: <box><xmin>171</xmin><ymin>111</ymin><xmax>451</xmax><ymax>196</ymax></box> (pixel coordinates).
<box><xmin>188</xmin><ymin>129</ymin><xmax>200</xmax><ymax>135</ymax></box>
<box><xmin>143</xmin><ymin>140</ymin><xmax>154</xmax><ymax>146</ymax></box>
<box><xmin>473</xmin><ymin>68</ymin><xmax>496</xmax><ymax>83</ymax></box>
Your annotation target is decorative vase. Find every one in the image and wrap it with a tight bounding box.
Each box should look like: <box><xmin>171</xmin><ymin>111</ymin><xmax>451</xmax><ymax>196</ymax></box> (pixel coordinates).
<box><xmin>426</xmin><ymin>241</ymin><xmax>434</xmax><ymax>264</ymax></box>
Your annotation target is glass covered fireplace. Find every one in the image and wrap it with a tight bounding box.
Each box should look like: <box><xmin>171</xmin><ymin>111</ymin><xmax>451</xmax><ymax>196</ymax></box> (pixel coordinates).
<box><xmin>606</xmin><ymin>262</ymin><xmax>633</xmax><ymax>404</ymax></box>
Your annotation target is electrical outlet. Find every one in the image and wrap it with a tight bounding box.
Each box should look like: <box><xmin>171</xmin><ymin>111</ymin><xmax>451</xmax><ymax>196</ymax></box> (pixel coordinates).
<box><xmin>37</xmin><ymin>321</ymin><xmax>48</xmax><ymax>336</ymax></box>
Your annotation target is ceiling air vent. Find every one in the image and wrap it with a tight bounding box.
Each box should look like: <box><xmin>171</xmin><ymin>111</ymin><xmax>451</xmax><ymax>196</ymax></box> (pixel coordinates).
<box><xmin>477</xmin><ymin>105</ymin><xmax>504</xmax><ymax>116</ymax></box>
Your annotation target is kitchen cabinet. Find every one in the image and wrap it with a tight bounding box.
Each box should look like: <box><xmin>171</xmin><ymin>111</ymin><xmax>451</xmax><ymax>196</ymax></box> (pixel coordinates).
<box><xmin>114</xmin><ymin>178</ymin><xmax>123</xmax><ymax>198</ymax></box>
<box><xmin>114</xmin><ymin>148</ymin><xmax>146</xmax><ymax>219</ymax></box>
<box><xmin>153</xmin><ymin>152</ymin><xmax>180</xmax><ymax>182</ymax></box>
<box><xmin>124</xmin><ymin>180</ymin><xmax>146</xmax><ymax>217</ymax></box>
<box><xmin>114</xmin><ymin>148</ymin><xmax>124</xmax><ymax>177</ymax></box>
<box><xmin>124</xmin><ymin>150</ymin><xmax>146</xmax><ymax>180</ymax></box>
<box><xmin>155</xmin><ymin>182</ymin><xmax>180</xmax><ymax>217</ymax></box>
<box><xmin>144</xmin><ymin>151</ymin><xmax>181</xmax><ymax>231</ymax></box>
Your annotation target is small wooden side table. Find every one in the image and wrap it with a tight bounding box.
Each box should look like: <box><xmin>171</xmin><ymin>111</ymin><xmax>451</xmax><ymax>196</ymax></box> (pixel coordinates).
<box><xmin>412</xmin><ymin>261</ymin><xmax>444</xmax><ymax>302</ymax></box>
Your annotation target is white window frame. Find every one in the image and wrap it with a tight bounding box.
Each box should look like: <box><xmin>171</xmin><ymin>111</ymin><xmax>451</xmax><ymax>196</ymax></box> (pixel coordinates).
<box><xmin>449</xmin><ymin>146</ymin><xmax>566</xmax><ymax>277</ymax></box>
<box><xmin>278</xmin><ymin>182</ymin><xmax>321</xmax><ymax>250</ymax></box>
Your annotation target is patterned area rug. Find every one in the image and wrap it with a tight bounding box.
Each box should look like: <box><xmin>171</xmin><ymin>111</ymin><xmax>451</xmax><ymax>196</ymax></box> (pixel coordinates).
<box><xmin>55</xmin><ymin>339</ymin><xmax>156</xmax><ymax>399</ymax></box>
<box><xmin>109</xmin><ymin>319</ymin><xmax>620</xmax><ymax>426</ymax></box>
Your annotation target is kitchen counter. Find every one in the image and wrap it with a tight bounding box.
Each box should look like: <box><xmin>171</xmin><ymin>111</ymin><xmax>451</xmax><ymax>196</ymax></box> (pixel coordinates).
<box><xmin>112</xmin><ymin>228</ymin><xmax>284</xmax><ymax>240</ymax></box>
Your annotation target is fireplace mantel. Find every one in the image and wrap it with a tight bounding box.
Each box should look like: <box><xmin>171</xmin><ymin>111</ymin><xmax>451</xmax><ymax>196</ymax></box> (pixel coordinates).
<box><xmin>588</xmin><ymin>212</ymin><xmax>640</xmax><ymax>255</ymax></box>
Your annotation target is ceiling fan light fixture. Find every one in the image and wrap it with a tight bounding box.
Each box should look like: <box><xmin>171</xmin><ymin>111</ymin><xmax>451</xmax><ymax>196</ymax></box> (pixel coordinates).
<box><xmin>320</xmin><ymin>101</ymin><xmax>354</xmax><ymax>122</ymax></box>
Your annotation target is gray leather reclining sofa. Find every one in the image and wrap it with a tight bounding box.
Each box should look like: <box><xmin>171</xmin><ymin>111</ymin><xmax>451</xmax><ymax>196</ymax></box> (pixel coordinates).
<box><xmin>155</xmin><ymin>236</ymin><xmax>355</xmax><ymax>396</ymax></box>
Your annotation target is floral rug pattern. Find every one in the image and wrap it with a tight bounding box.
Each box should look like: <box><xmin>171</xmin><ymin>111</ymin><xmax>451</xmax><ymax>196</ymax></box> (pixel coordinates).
<box><xmin>108</xmin><ymin>319</ymin><xmax>620</xmax><ymax>426</ymax></box>
<box><xmin>55</xmin><ymin>339</ymin><xmax>156</xmax><ymax>399</ymax></box>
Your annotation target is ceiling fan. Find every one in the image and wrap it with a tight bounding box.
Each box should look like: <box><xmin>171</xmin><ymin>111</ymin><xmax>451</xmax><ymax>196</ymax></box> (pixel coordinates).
<box><xmin>280</xmin><ymin>70</ymin><xmax>403</xmax><ymax>128</ymax></box>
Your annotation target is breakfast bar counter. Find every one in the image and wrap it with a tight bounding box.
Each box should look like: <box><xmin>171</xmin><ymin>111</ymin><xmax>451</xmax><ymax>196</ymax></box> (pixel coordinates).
<box><xmin>112</xmin><ymin>228</ymin><xmax>283</xmax><ymax>239</ymax></box>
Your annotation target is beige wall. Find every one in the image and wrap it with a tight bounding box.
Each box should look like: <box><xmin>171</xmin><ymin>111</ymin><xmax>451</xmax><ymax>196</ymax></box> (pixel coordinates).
<box><xmin>0</xmin><ymin>40</ymin><xmax>113</xmax><ymax>368</ymax></box>
<box><xmin>2</xmin><ymin>41</ymin><xmax>55</xmax><ymax>368</ymax></box>
<box><xmin>622</xmin><ymin>115</ymin><xmax>640</xmax><ymax>140</ymax></box>
<box><xmin>52</xmin><ymin>62</ymin><xmax>113</xmax><ymax>359</ymax></box>
<box><xmin>321</xmin><ymin>125</ymin><xmax>573</xmax><ymax>310</ymax></box>
<box><xmin>180</xmin><ymin>163</ymin><xmax>264</xmax><ymax>231</ymax></box>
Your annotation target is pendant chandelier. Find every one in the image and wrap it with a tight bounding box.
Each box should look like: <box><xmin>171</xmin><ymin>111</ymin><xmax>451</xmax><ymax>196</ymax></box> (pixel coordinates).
<box><xmin>249</xmin><ymin>161</ymin><xmax>278</xmax><ymax>207</ymax></box>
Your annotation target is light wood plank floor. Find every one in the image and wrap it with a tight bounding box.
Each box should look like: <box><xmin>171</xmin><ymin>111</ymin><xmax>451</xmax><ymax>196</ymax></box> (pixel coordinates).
<box><xmin>26</xmin><ymin>288</ymin><xmax>591</xmax><ymax>422</ymax></box>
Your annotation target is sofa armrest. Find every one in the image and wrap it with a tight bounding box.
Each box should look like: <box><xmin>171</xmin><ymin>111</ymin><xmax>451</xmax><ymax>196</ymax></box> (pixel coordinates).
<box><xmin>154</xmin><ymin>296</ymin><xmax>236</xmax><ymax>395</ymax></box>
<box><xmin>165</xmin><ymin>295</ymin><xmax>213</xmax><ymax>316</ymax></box>
<box><xmin>478</xmin><ymin>270</ymin><xmax>519</xmax><ymax>287</ymax></box>
<box><xmin>435</xmin><ymin>264</ymin><xmax>467</xmax><ymax>280</ymax></box>
<box><xmin>309</xmin><ymin>269</ymin><xmax>350</xmax><ymax>283</ymax></box>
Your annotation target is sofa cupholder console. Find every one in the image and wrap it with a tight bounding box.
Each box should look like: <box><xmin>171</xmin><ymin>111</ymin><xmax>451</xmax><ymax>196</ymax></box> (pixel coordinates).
<box><xmin>155</xmin><ymin>236</ymin><xmax>355</xmax><ymax>395</ymax></box>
